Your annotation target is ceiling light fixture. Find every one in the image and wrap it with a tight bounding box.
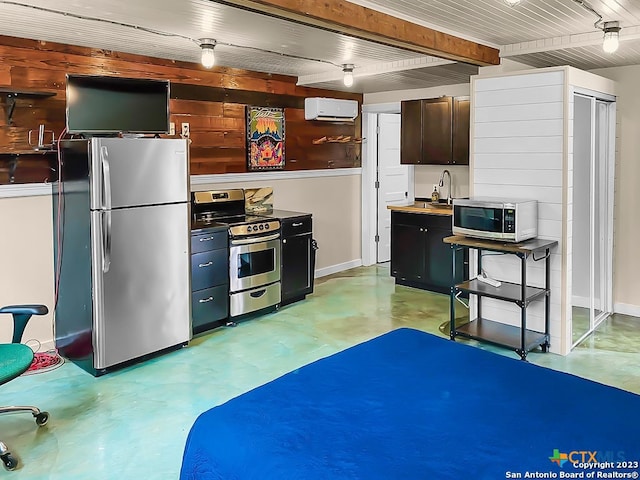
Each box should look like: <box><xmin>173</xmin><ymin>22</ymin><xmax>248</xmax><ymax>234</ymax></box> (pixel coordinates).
<box><xmin>199</xmin><ymin>39</ymin><xmax>216</xmax><ymax>68</ymax></box>
<box><xmin>602</xmin><ymin>21</ymin><xmax>621</xmax><ymax>53</ymax></box>
<box><xmin>342</xmin><ymin>64</ymin><xmax>354</xmax><ymax>87</ymax></box>
<box><xmin>570</xmin><ymin>0</ymin><xmax>622</xmax><ymax>54</ymax></box>
<box><xmin>503</xmin><ymin>0</ymin><xmax>521</xmax><ymax>6</ymax></box>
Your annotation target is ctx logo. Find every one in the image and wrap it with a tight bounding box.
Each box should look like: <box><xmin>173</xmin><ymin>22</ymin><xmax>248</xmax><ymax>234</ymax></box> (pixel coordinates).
<box><xmin>549</xmin><ymin>449</ymin><xmax>598</xmax><ymax>467</ymax></box>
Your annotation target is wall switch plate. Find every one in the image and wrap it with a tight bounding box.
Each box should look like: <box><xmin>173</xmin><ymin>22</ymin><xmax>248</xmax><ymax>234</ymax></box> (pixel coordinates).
<box><xmin>169</xmin><ymin>122</ymin><xmax>176</xmax><ymax>136</ymax></box>
<box><xmin>181</xmin><ymin>123</ymin><xmax>190</xmax><ymax>138</ymax></box>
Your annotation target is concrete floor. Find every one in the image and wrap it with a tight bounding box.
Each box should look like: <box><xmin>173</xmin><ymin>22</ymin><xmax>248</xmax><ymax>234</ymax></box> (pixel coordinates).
<box><xmin>1</xmin><ymin>264</ymin><xmax>638</xmax><ymax>479</ymax></box>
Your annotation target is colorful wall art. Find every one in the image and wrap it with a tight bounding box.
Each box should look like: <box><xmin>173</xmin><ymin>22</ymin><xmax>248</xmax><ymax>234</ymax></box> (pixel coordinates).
<box><xmin>247</xmin><ymin>106</ymin><xmax>285</xmax><ymax>171</ymax></box>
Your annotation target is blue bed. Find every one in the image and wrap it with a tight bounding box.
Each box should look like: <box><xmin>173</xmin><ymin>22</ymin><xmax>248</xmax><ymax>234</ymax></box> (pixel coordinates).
<box><xmin>180</xmin><ymin>328</ymin><xmax>640</xmax><ymax>479</ymax></box>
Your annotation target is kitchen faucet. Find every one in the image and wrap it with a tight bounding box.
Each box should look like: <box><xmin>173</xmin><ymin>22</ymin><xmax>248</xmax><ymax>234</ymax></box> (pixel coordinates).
<box><xmin>438</xmin><ymin>169</ymin><xmax>452</xmax><ymax>205</ymax></box>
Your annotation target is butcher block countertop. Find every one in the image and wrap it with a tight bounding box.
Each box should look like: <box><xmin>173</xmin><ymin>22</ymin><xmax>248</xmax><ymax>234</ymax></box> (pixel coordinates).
<box><xmin>388</xmin><ymin>201</ymin><xmax>453</xmax><ymax>216</ymax></box>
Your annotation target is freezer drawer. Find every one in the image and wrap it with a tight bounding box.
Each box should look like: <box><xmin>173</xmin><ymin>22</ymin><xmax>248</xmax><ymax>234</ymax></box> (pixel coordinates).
<box><xmin>191</xmin><ymin>249</ymin><xmax>228</xmax><ymax>291</ymax></box>
<box><xmin>230</xmin><ymin>282</ymin><xmax>281</xmax><ymax>317</ymax></box>
<box><xmin>192</xmin><ymin>285</ymin><xmax>229</xmax><ymax>331</ymax></box>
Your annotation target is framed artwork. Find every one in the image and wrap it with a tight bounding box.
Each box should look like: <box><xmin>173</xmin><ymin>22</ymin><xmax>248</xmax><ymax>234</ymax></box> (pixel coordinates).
<box><xmin>246</xmin><ymin>106</ymin><xmax>285</xmax><ymax>171</ymax></box>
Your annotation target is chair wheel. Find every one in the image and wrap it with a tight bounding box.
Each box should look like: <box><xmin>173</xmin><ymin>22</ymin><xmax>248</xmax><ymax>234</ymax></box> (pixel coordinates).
<box><xmin>1</xmin><ymin>453</ymin><xmax>18</xmax><ymax>471</ymax></box>
<box><xmin>35</xmin><ymin>411</ymin><xmax>49</xmax><ymax>426</ymax></box>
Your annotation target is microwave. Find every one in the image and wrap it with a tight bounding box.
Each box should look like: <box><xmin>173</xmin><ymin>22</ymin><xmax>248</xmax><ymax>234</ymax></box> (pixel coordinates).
<box><xmin>452</xmin><ymin>198</ymin><xmax>538</xmax><ymax>243</ymax></box>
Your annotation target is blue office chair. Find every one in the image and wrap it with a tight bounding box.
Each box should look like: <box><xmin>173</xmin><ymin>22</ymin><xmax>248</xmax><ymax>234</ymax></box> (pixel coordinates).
<box><xmin>0</xmin><ymin>305</ymin><xmax>50</xmax><ymax>471</ymax></box>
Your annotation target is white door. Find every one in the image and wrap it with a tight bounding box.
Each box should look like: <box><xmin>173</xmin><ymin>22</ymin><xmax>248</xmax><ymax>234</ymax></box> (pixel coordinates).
<box><xmin>377</xmin><ymin>113</ymin><xmax>411</xmax><ymax>263</ymax></box>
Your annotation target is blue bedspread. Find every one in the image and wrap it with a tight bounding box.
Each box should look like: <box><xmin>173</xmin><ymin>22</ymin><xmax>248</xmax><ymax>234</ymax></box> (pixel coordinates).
<box><xmin>180</xmin><ymin>328</ymin><xmax>640</xmax><ymax>479</ymax></box>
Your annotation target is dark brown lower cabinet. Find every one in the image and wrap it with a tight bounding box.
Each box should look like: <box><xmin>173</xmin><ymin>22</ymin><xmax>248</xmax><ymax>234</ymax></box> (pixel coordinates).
<box><xmin>391</xmin><ymin>211</ymin><xmax>466</xmax><ymax>294</ymax></box>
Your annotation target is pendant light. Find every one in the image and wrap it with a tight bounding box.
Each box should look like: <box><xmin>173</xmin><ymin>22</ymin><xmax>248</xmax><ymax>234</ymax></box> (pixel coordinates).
<box><xmin>342</xmin><ymin>64</ymin><xmax>354</xmax><ymax>87</ymax></box>
<box><xmin>199</xmin><ymin>39</ymin><xmax>216</xmax><ymax>69</ymax></box>
<box><xmin>602</xmin><ymin>21</ymin><xmax>621</xmax><ymax>53</ymax></box>
<box><xmin>504</xmin><ymin>0</ymin><xmax>521</xmax><ymax>6</ymax></box>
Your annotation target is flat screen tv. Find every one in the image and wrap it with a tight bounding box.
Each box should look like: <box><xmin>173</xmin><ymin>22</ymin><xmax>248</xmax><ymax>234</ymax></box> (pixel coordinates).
<box><xmin>66</xmin><ymin>75</ymin><xmax>170</xmax><ymax>134</ymax></box>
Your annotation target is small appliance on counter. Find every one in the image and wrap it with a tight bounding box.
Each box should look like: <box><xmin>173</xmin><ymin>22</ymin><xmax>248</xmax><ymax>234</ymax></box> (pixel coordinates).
<box><xmin>452</xmin><ymin>197</ymin><xmax>538</xmax><ymax>243</ymax></box>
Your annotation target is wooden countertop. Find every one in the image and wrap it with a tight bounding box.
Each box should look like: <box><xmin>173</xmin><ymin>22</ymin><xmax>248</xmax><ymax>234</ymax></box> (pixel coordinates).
<box><xmin>388</xmin><ymin>202</ymin><xmax>453</xmax><ymax>216</ymax></box>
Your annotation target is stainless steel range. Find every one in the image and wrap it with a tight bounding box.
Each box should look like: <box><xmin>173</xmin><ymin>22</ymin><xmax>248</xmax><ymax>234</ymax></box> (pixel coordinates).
<box><xmin>192</xmin><ymin>189</ymin><xmax>281</xmax><ymax>318</ymax></box>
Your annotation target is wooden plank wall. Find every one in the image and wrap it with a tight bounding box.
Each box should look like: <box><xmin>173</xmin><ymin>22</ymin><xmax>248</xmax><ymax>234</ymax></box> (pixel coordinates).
<box><xmin>0</xmin><ymin>35</ymin><xmax>362</xmax><ymax>185</ymax></box>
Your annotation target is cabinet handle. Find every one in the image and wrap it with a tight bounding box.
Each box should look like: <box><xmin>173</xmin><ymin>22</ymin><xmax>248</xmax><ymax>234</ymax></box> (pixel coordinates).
<box><xmin>283</xmin><ymin>239</ymin><xmax>287</xmax><ymax>244</ymax></box>
<box><xmin>292</xmin><ymin>222</ymin><xmax>303</xmax><ymax>227</ymax></box>
<box><xmin>199</xmin><ymin>236</ymin><xmax>216</xmax><ymax>242</ymax></box>
<box><xmin>198</xmin><ymin>261</ymin><xmax>214</xmax><ymax>268</ymax></box>
<box><xmin>198</xmin><ymin>296</ymin><xmax>214</xmax><ymax>303</ymax></box>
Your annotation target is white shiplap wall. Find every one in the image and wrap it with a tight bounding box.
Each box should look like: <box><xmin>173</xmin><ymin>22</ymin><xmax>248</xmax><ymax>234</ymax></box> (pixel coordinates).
<box><xmin>471</xmin><ymin>70</ymin><xmax>565</xmax><ymax>354</ymax></box>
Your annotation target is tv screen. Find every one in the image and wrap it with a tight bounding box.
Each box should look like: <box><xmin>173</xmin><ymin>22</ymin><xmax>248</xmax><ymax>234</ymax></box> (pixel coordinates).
<box><xmin>66</xmin><ymin>75</ymin><xmax>170</xmax><ymax>134</ymax></box>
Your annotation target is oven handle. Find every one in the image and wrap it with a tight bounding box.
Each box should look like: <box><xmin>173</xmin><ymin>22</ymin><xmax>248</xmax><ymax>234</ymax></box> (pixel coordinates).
<box><xmin>230</xmin><ymin>233</ymin><xmax>280</xmax><ymax>245</ymax></box>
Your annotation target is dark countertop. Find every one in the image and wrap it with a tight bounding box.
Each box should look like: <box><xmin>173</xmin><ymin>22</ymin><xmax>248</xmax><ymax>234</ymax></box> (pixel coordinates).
<box><xmin>190</xmin><ymin>221</ymin><xmax>228</xmax><ymax>234</ymax></box>
<box><xmin>258</xmin><ymin>209</ymin><xmax>312</xmax><ymax>220</ymax></box>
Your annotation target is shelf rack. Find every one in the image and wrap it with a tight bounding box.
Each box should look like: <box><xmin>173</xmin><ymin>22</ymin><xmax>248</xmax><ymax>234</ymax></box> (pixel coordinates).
<box><xmin>0</xmin><ymin>88</ymin><xmax>56</xmax><ymax>125</ymax></box>
<box><xmin>443</xmin><ymin>235</ymin><xmax>558</xmax><ymax>361</ymax></box>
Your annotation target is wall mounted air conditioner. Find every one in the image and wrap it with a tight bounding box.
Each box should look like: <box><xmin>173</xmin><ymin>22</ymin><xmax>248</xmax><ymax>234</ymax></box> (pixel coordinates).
<box><xmin>304</xmin><ymin>97</ymin><xmax>358</xmax><ymax>121</ymax></box>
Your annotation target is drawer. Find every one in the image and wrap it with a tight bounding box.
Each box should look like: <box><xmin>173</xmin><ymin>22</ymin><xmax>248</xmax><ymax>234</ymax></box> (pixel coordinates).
<box><xmin>230</xmin><ymin>282</ymin><xmax>281</xmax><ymax>317</ymax></box>
<box><xmin>191</xmin><ymin>231</ymin><xmax>227</xmax><ymax>254</ymax></box>
<box><xmin>282</xmin><ymin>216</ymin><xmax>312</xmax><ymax>237</ymax></box>
<box><xmin>192</xmin><ymin>285</ymin><xmax>228</xmax><ymax>329</ymax></box>
<box><xmin>191</xmin><ymin>249</ymin><xmax>228</xmax><ymax>291</ymax></box>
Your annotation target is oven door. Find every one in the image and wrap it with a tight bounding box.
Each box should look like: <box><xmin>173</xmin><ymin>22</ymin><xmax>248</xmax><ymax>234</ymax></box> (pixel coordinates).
<box><xmin>229</xmin><ymin>234</ymin><xmax>281</xmax><ymax>292</ymax></box>
<box><xmin>453</xmin><ymin>204</ymin><xmax>505</xmax><ymax>240</ymax></box>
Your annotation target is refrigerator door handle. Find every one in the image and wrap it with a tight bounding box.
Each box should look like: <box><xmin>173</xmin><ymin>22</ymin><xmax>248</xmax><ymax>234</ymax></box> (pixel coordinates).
<box><xmin>101</xmin><ymin>146</ymin><xmax>112</xmax><ymax>211</ymax></box>
<box><xmin>102</xmin><ymin>210</ymin><xmax>112</xmax><ymax>273</ymax></box>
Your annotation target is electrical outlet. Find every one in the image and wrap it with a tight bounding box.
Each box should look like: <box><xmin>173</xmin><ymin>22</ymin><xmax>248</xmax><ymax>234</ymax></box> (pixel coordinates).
<box><xmin>181</xmin><ymin>123</ymin><xmax>190</xmax><ymax>138</ymax></box>
<box><xmin>169</xmin><ymin>122</ymin><xmax>176</xmax><ymax>136</ymax></box>
<box><xmin>433</xmin><ymin>184</ymin><xmax>439</xmax><ymax>192</ymax></box>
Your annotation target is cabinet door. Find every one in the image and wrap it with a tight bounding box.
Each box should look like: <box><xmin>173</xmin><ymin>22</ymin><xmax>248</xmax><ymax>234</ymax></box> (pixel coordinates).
<box><xmin>452</xmin><ymin>97</ymin><xmax>470</xmax><ymax>165</ymax></box>
<box><xmin>391</xmin><ymin>222</ymin><xmax>425</xmax><ymax>282</ymax></box>
<box><xmin>281</xmin><ymin>233</ymin><xmax>312</xmax><ymax>302</ymax></box>
<box><xmin>400</xmin><ymin>100</ymin><xmax>423</xmax><ymax>165</ymax></box>
<box><xmin>422</xmin><ymin>97</ymin><xmax>452</xmax><ymax>165</ymax></box>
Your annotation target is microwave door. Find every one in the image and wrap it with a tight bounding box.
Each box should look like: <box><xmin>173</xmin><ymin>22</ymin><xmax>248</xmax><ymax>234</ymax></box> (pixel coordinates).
<box><xmin>454</xmin><ymin>206</ymin><xmax>504</xmax><ymax>238</ymax></box>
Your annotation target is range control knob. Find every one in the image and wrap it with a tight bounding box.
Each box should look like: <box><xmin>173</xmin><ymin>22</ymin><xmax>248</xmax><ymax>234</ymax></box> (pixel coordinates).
<box><xmin>259</xmin><ymin>224</ymin><xmax>264</xmax><ymax>230</ymax></box>
<box><xmin>265</xmin><ymin>224</ymin><xmax>270</xmax><ymax>230</ymax></box>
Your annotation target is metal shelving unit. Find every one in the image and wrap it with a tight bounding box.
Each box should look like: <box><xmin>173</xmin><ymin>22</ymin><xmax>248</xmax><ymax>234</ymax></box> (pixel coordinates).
<box><xmin>443</xmin><ymin>235</ymin><xmax>558</xmax><ymax>360</ymax></box>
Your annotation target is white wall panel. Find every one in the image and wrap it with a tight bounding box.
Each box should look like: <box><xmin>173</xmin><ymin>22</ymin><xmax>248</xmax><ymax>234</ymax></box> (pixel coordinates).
<box><xmin>475</xmin><ymin>103</ymin><xmax>564</xmax><ymax>123</ymax></box>
<box><xmin>475</xmin><ymin>85</ymin><xmax>564</xmax><ymax>107</ymax></box>
<box><xmin>471</xmin><ymin>69</ymin><xmax>566</xmax><ymax>355</ymax></box>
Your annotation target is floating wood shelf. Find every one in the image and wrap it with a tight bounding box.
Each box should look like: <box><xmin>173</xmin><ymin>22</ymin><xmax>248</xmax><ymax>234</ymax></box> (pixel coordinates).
<box><xmin>0</xmin><ymin>88</ymin><xmax>56</xmax><ymax>125</ymax></box>
<box><xmin>312</xmin><ymin>136</ymin><xmax>364</xmax><ymax>145</ymax></box>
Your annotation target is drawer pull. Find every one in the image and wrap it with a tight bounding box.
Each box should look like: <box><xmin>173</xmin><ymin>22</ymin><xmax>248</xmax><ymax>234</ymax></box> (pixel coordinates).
<box><xmin>199</xmin><ymin>236</ymin><xmax>216</xmax><ymax>242</ymax></box>
<box><xmin>292</xmin><ymin>222</ymin><xmax>303</xmax><ymax>227</ymax></box>
<box><xmin>198</xmin><ymin>296</ymin><xmax>214</xmax><ymax>303</ymax></box>
<box><xmin>198</xmin><ymin>261</ymin><xmax>214</xmax><ymax>268</ymax></box>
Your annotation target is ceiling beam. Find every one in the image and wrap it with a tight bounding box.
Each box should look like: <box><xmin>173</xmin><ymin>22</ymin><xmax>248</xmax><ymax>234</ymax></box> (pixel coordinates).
<box><xmin>212</xmin><ymin>0</ymin><xmax>500</xmax><ymax>66</ymax></box>
<box><xmin>296</xmin><ymin>56</ymin><xmax>456</xmax><ymax>86</ymax></box>
<box><xmin>501</xmin><ymin>25</ymin><xmax>640</xmax><ymax>57</ymax></box>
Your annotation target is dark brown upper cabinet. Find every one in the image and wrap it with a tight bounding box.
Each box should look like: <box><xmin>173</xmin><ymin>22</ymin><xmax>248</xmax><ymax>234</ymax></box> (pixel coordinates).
<box><xmin>400</xmin><ymin>96</ymin><xmax>469</xmax><ymax>165</ymax></box>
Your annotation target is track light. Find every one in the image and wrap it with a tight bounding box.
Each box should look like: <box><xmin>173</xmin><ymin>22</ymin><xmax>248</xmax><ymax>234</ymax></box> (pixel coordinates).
<box><xmin>602</xmin><ymin>21</ymin><xmax>621</xmax><ymax>53</ymax></box>
<box><xmin>342</xmin><ymin>64</ymin><xmax>354</xmax><ymax>87</ymax></box>
<box><xmin>504</xmin><ymin>0</ymin><xmax>521</xmax><ymax>6</ymax></box>
<box><xmin>199</xmin><ymin>39</ymin><xmax>216</xmax><ymax>68</ymax></box>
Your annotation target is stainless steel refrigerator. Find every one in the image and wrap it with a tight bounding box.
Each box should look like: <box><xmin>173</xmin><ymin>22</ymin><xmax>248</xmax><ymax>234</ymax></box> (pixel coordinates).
<box><xmin>53</xmin><ymin>137</ymin><xmax>191</xmax><ymax>376</ymax></box>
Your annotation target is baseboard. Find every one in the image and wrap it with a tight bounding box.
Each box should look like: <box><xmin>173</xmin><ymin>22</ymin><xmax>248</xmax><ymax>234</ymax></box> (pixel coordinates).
<box><xmin>613</xmin><ymin>303</ymin><xmax>640</xmax><ymax>318</ymax></box>
<box><xmin>315</xmin><ymin>259</ymin><xmax>363</xmax><ymax>278</ymax></box>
